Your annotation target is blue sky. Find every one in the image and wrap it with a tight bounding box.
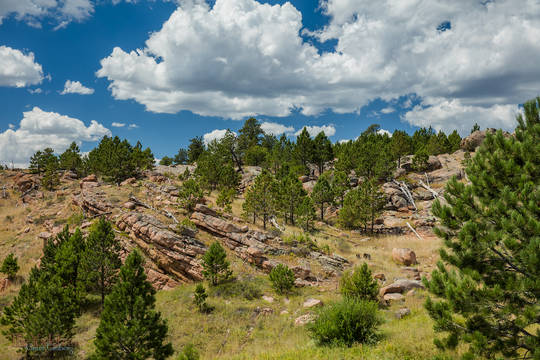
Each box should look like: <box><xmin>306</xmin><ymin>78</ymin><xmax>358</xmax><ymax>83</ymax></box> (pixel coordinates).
<box><xmin>1</xmin><ymin>0</ymin><xmax>538</xmax><ymax>166</ymax></box>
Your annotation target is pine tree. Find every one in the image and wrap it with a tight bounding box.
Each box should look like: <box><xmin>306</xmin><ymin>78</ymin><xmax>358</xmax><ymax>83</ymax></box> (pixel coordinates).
<box><xmin>338</xmin><ymin>187</ymin><xmax>366</xmax><ymax>230</ymax></box>
<box><xmin>193</xmin><ymin>283</ymin><xmax>209</xmax><ymax>313</ymax></box>
<box><xmin>312</xmin><ymin>131</ymin><xmax>333</xmax><ymax>175</ymax></box>
<box><xmin>41</xmin><ymin>160</ymin><xmax>59</xmax><ymax>191</ymax></box>
<box><xmin>391</xmin><ymin>130</ymin><xmax>412</xmax><ymax>168</ymax></box>
<box><xmin>243</xmin><ymin>170</ymin><xmax>278</xmax><ymax>229</ymax></box>
<box><xmin>237</xmin><ymin>117</ymin><xmax>263</xmax><ymax>155</ymax></box>
<box><xmin>297</xmin><ymin>196</ymin><xmax>316</xmax><ymax>232</ymax></box>
<box><xmin>447</xmin><ymin>130</ymin><xmax>462</xmax><ymax>153</ymax></box>
<box><xmin>311</xmin><ymin>173</ymin><xmax>334</xmax><ymax>221</ymax></box>
<box><xmin>424</xmin><ymin>97</ymin><xmax>540</xmax><ymax>359</ymax></box>
<box><xmin>412</xmin><ymin>147</ymin><xmax>429</xmax><ymax>171</ymax></box>
<box><xmin>340</xmin><ymin>263</ymin><xmax>379</xmax><ymax>302</ymax></box>
<box><xmin>332</xmin><ymin>170</ymin><xmax>349</xmax><ymax>207</ymax></box>
<box><xmin>268</xmin><ymin>264</ymin><xmax>295</xmax><ymax>295</ymax></box>
<box><xmin>201</xmin><ymin>242</ymin><xmax>232</xmax><ymax>286</ymax></box>
<box><xmin>159</xmin><ymin>156</ymin><xmax>173</xmax><ymax>166</ymax></box>
<box><xmin>82</xmin><ymin>218</ymin><xmax>122</xmax><ymax>307</ymax></box>
<box><xmin>278</xmin><ymin>172</ymin><xmax>306</xmax><ymax>225</ymax></box>
<box><xmin>216</xmin><ymin>187</ymin><xmax>236</xmax><ymax>213</ymax></box>
<box><xmin>188</xmin><ymin>136</ymin><xmax>205</xmax><ymax>163</ymax></box>
<box><xmin>59</xmin><ymin>142</ymin><xmax>83</xmax><ymax>175</ymax></box>
<box><xmin>92</xmin><ymin>250</ymin><xmax>173</xmax><ymax>359</ymax></box>
<box><xmin>174</xmin><ymin>148</ymin><xmax>188</xmax><ymax>165</ymax></box>
<box><xmin>0</xmin><ymin>253</ymin><xmax>19</xmax><ymax>281</ymax></box>
<box><xmin>470</xmin><ymin>122</ymin><xmax>480</xmax><ymax>133</ymax></box>
<box><xmin>178</xmin><ymin>178</ymin><xmax>204</xmax><ymax>212</ymax></box>
<box><xmin>295</xmin><ymin>127</ymin><xmax>314</xmax><ymax>169</ymax></box>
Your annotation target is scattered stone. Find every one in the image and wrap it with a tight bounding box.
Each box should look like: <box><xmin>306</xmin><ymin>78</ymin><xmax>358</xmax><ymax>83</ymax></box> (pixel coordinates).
<box><xmin>38</xmin><ymin>231</ymin><xmax>52</xmax><ymax>240</ymax></box>
<box><xmin>374</xmin><ymin>273</ymin><xmax>386</xmax><ymax>282</ymax></box>
<box><xmin>379</xmin><ymin>279</ymin><xmax>425</xmax><ymax>297</ymax></box>
<box><xmin>392</xmin><ymin>248</ymin><xmax>417</xmax><ymax>266</ymax></box>
<box><xmin>0</xmin><ymin>278</ymin><xmax>10</xmax><ymax>292</ymax></box>
<box><xmin>294</xmin><ymin>314</ymin><xmax>315</xmax><ymax>326</ymax></box>
<box><xmin>120</xmin><ymin>177</ymin><xmax>137</xmax><ymax>186</ymax></box>
<box><xmin>123</xmin><ymin>201</ymin><xmax>136</xmax><ymax>210</ymax></box>
<box><xmin>383</xmin><ymin>293</ymin><xmax>405</xmax><ymax>302</ymax></box>
<box><xmin>280</xmin><ymin>310</ymin><xmax>289</xmax><ymax>315</ymax></box>
<box><xmin>80</xmin><ymin>221</ymin><xmax>92</xmax><ymax>229</ymax></box>
<box><xmin>262</xmin><ymin>295</ymin><xmax>274</xmax><ymax>303</ymax></box>
<box><xmin>292</xmin><ymin>265</ymin><xmax>311</xmax><ymax>280</ymax></box>
<box><xmin>254</xmin><ymin>307</ymin><xmax>274</xmax><ymax>316</ymax></box>
<box><xmin>395</xmin><ymin>307</ymin><xmax>411</xmax><ymax>319</ymax></box>
<box><xmin>303</xmin><ymin>298</ymin><xmax>323</xmax><ymax>308</ymax></box>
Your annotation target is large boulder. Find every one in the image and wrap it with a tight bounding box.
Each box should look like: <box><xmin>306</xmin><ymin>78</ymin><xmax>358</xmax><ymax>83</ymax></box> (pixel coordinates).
<box><xmin>379</xmin><ymin>279</ymin><xmax>425</xmax><ymax>296</ymax></box>
<box><xmin>392</xmin><ymin>248</ymin><xmax>417</xmax><ymax>265</ymax></box>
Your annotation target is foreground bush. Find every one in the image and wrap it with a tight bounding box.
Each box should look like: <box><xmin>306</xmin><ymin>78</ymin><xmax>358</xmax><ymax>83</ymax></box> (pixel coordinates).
<box><xmin>308</xmin><ymin>298</ymin><xmax>381</xmax><ymax>347</ymax></box>
<box><xmin>269</xmin><ymin>264</ymin><xmax>295</xmax><ymax>295</ymax></box>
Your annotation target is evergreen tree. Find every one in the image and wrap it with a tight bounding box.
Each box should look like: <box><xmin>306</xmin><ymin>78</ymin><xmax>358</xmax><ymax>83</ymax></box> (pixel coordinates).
<box><xmin>188</xmin><ymin>136</ymin><xmax>205</xmax><ymax>163</ymax></box>
<box><xmin>178</xmin><ymin>179</ymin><xmax>204</xmax><ymax>212</ymax></box>
<box><xmin>355</xmin><ymin>133</ymin><xmax>394</xmax><ymax>180</ymax></box>
<box><xmin>412</xmin><ymin>147</ymin><xmax>429</xmax><ymax>171</ymax></box>
<box><xmin>41</xmin><ymin>160</ymin><xmax>59</xmax><ymax>191</ymax></box>
<box><xmin>391</xmin><ymin>130</ymin><xmax>412</xmax><ymax>168</ymax></box>
<box><xmin>0</xmin><ymin>253</ymin><xmax>19</xmax><ymax>281</ymax></box>
<box><xmin>82</xmin><ymin>218</ymin><xmax>122</xmax><ymax>307</ymax></box>
<box><xmin>447</xmin><ymin>130</ymin><xmax>462</xmax><ymax>153</ymax></box>
<box><xmin>237</xmin><ymin>117</ymin><xmax>263</xmax><ymax>155</ymax></box>
<box><xmin>278</xmin><ymin>172</ymin><xmax>306</xmax><ymax>225</ymax></box>
<box><xmin>340</xmin><ymin>263</ymin><xmax>379</xmax><ymax>302</ymax></box>
<box><xmin>92</xmin><ymin>250</ymin><xmax>173</xmax><ymax>359</ymax></box>
<box><xmin>426</xmin><ymin>130</ymin><xmax>451</xmax><ymax>155</ymax></box>
<box><xmin>295</xmin><ymin>127</ymin><xmax>314</xmax><ymax>170</ymax></box>
<box><xmin>216</xmin><ymin>187</ymin><xmax>236</xmax><ymax>213</ymax></box>
<box><xmin>338</xmin><ymin>187</ymin><xmax>366</xmax><ymax>230</ymax></box>
<box><xmin>201</xmin><ymin>242</ymin><xmax>232</xmax><ymax>286</ymax></box>
<box><xmin>312</xmin><ymin>131</ymin><xmax>333</xmax><ymax>175</ymax></box>
<box><xmin>424</xmin><ymin>97</ymin><xmax>540</xmax><ymax>359</ymax></box>
<box><xmin>29</xmin><ymin>148</ymin><xmax>57</xmax><ymax>174</ymax></box>
<box><xmin>193</xmin><ymin>283</ymin><xmax>209</xmax><ymax>313</ymax></box>
<box><xmin>470</xmin><ymin>122</ymin><xmax>480</xmax><ymax>134</ymax></box>
<box><xmin>362</xmin><ymin>179</ymin><xmax>386</xmax><ymax>233</ymax></box>
<box><xmin>244</xmin><ymin>145</ymin><xmax>268</xmax><ymax>166</ymax></box>
<box><xmin>412</xmin><ymin>127</ymin><xmax>436</xmax><ymax>153</ymax></box>
<box><xmin>332</xmin><ymin>170</ymin><xmax>349</xmax><ymax>207</ymax></box>
<box><xmin>131</xmin><ymin>141</ymin><xmax>155</xmax><ymax>171</ymax></box>
<box><xmin>297</xmin><ymin>196</ymin><xmax>316</xmax><ymax>232</ymax></box>
<box><xmin>243</xmin><ymin>170</ymin><xmax>278</xmax><ymax>229</ymax></box>
<box><xmin>159</xmin><ymin>156</ymin><xmax>173</xmax><ymax>166</ymax></box>
<box><xmin>174</xmin><ymin>148</ymin><xmax>189</xmax><ymax>165</ymax></box>
<box><xmin>311</xmin><ymin>173</ymin><xmax>334</xmax><ymax>221</ymax></box>
<box><xmin>268</xmin><ymin>264</ymin><xmax>295</xmax><ymax>295</ymax></box>
<box><xmin>59</xmin><ymin>142</ymin><xmax>83</xmax><ymax>175</ymax></box>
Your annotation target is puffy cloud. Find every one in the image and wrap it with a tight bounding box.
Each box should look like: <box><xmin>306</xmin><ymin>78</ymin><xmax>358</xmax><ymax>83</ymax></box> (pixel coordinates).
<box><xmin>0</xmin><ymin>46</ymin><xmax>44</xmax><ymax>88</ymax></box>
<box><xmin>0</xmin><ymin>106</ymin><xmax>111</xmax><ymax>168</ymax></box>
<box><xmin>128</xmin><ymin>124</ymin><xmax>139</xmax><ymax>129</ymax></box>
<box><xmin>60</xmin><ymin>80</ymin><xmax>94</xmax><ymax>95</ymax></box>
<box><xmin>295</xmin><ymin>125</ymin><xmax>336</xmax><ymax>137</ymax></box>
<box><xmin>203</xmin><ymin>129</ymin><xmax>234</xmax><ymax>145</ymax></box>
<box><xmin>380</xmin><ymin>107</ymin><xmax>395</xmax><ymax>114</ymax></box>
<box><xmin>377</xmin><ymin>129</ymin><xmax>392</xmax><ymax>137</ymax></box>
<box><xmin>0</xmin><ymin>0</ymin><xmax>93</xmax><ymax>27</ymax></box>
<box><xmin>403</xmin><ymin>97</ymin><xmax>519</xmax><ymax>136</ymax></box>
<box><xmin>260</xmin><ymin>121</ymin><xmax>294</xmax><ymax>135</ymax></box>
<box><xmin>97</xmin><ymin>0</ymin><xmax>540</xmax><ymax>130</ymax></box>
<box><xmin>111</xmin><ymin>122</ymin><xmax>125</xmax><ymax>127</ymax></box>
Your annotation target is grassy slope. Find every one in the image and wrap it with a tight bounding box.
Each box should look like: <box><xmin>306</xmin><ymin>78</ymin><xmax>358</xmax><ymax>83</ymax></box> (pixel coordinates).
<box><xmin>0</xmin><ymin>174</ymin><xmax>461</xmax><ymax>359</ymax></box>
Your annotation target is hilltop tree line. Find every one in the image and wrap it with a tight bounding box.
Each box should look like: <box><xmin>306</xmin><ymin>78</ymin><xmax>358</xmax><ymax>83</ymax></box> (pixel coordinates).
<box><xmin>28</xmin><ymin>136</ymin><xmax>155</xmax><ymax>189</ymax></box>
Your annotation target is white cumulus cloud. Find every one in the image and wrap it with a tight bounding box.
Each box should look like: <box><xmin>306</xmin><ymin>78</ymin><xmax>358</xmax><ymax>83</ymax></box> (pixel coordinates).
<box><xmin>60</xmin><ymin>80</ymin><xmax>94</xmax><ymax>95</ymax></box>
<box><xmin>96</xmin><ymin>0</ymin><xmax>540</xmax><ymax>130</ymax></box>
<box><xmin>0</xmin><ymin>0</ymin><xmax>93</xmax><ymax>28</ymax></box>
<box><xmin>203</xmin><ymin>129</ymin><xmax>235</xmax><ymax>145</ymax></box>
<box><xmin>377</xmin><ymin>129</ymin><xmax>392</xmax><ymax>137</ymax></box>
<box><xmin>0</xmin><ymin>46</ymin><xmax>44</xmax><ymax>88</ymax></box>
<box><xmin>0</xmin><ymin>107</ymin><xmax>111</xmax><ymax>168</ymax></box>
<box><xmin>111</xmin><ymin>122</ymin><xmax>125</xmax><ymax>127</ymax></box>
<box><xmin>261</xmin><ymin>121</ymin><xmax>295</xmax><ymax>135</ymax></box>
<box><xmin>403</xmin><ymin>98</ymin><xmax>519</xmax><ymax>136</ymax></box>
<box><xmin>295</xmin><ymin>125</ymin><xmax>336</xmax><ymax>137</ymax></box>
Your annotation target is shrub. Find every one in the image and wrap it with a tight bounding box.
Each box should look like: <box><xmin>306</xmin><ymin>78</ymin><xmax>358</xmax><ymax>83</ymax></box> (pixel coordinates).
<box><xmin>193</xmin><ymin>283</ymin><xmax>210</xmax><ymax>313</ymax></box>
<box><xmin>177</xmin><ymin>344</ymin><xmax>199</xmax><ymax>360</ymax></box>
<box><xmin>339</xmin><ymin>263</ymin><xmax>379</xmax><ymax>302</ymax></box>
<box><xmin>209</xmin><ymin>278</ymin><xmax>262</xmax><ymax>300</ymax></box>
<box><xmin>268</xmin><ymin>264</ymin><xmax>295</xmax><ymax>295</ymax></box>
<box><xmin>201</xmin><ymin>242</ymin><xmax>232</xmax><ymax>286</ymax></box>
<box><xmin>412</xmin><ymin>147</ymin><xmax>429</xmax><ymax>171</ymax></box>
<box><xmin>0</xmin><ymin>253</ymin><xmax>19</xmax><ymax>280</ymax></box>
<box><xmin>308</xmin><ymin>298</ymin><xmax>381</xmax><ymax>347</ymax></box>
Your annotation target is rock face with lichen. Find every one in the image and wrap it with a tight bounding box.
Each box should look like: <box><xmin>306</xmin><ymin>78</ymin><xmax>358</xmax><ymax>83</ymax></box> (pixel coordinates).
<box><xmin>72</xmin><ymin>190</ymin><xmax>112</xmax><ymax>216</ymax></box>
<box><xmin>116</xmin><ymin>212</ymin><xmax>206</xmax><ymax>283</ymax></box>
